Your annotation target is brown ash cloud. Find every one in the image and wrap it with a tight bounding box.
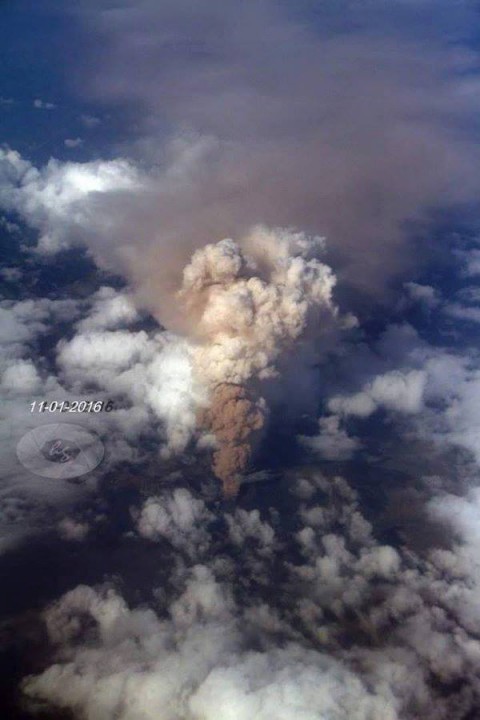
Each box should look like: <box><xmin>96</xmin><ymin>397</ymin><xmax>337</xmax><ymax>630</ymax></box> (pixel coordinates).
<box><xmin>176</xmin><ymin>226</ymin><xmax>338</xmax><ymax>493</ymax></box>
<box><xmin>199</xmin><ymin>384</ymin><xmax>267</xmax><ymax>498</ymax></box>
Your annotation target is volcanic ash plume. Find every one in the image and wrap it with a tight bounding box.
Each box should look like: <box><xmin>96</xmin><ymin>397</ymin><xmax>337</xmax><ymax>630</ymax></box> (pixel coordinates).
<box><xmin>200</xmin><ymin>384</ymin><xmax>267</xmax><ymax>498</ymax></box>
<box><xmin>177</xmin><ymin>226</ymin><xmax>337</xmax><ymax>496</ymax></box>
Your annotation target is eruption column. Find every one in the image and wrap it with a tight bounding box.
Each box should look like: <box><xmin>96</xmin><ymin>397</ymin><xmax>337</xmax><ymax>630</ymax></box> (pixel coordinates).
<box><xmin>177</xmin><ymin>226</ymin><xmax>337</xmax><ymax>496</ymax></box>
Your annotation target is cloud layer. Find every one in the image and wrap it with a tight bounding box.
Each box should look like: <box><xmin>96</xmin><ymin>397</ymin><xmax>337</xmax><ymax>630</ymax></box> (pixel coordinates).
<box><xmin>20</xmin><ymin>470</ymin><xmax>480</xmax><ymax>719</ymax></box>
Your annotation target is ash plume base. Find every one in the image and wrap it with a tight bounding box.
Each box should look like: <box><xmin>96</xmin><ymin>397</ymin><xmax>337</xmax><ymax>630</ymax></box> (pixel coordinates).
<box><xmin>199</xmin><ymin>383</ymin><xmax>267</xmax><ymax>498</ymax></box>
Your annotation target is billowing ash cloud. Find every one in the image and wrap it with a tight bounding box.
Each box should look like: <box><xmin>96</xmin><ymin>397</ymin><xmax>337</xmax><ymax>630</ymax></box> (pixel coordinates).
<box><xmin>71</xmin><ymin>0</ymin><xmax>480</xmax><ymax>293</ymax></box>
<box><xmin>177</xmin><ymin>229</ymin><xmax>336</xmax><ymax>384</ymax></box>
<box><xmin>175</xmin><ymin>227</ymin><xmax>337</xmax><ymax>493</ymax></box>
